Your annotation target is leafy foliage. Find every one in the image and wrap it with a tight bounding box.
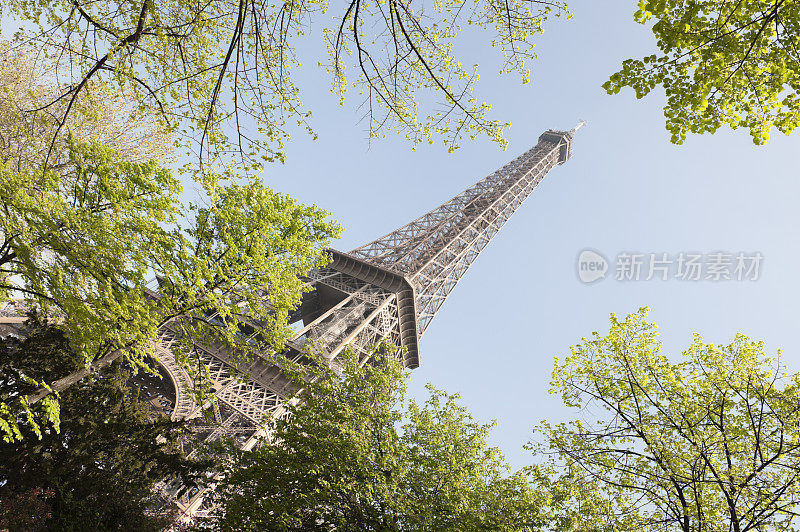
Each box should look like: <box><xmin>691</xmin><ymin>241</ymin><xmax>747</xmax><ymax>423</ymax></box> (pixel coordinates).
<box><xmin>2</xmin><ymin>0</ymin><xmax>569</xmax><ymax>163</ymax></box>
<box><xmin>605</xmin><ymin>1</ymin><xmax>800</xmax><ymax>144</ymax></box>
<box><xmin>212</xmin><ymin>346</ymin><xmax>545</xmax><ymax>531</ymax></box>
<box><xmin>0</xmin><ymin>136</ymin><xmax>340</xmax><ymax>442</ymax></box>
<box><xmin>534</xmin><ymin>308</ymin><xmax>800</xmax><ymax>531</ymax></box>
<box><xmin>0</xmin><ymin>320</ymin><xmax>208</xmax><ymax>530</ymax></box>
<box><xmin>0</xmin><ymin>487</ymin><xmax>55</xmax><ymax>532</ymax></box>
<box><xmin>0</xmin><ymin>41</ymin><xmax>175</xmax><ymax>174</ymax></box>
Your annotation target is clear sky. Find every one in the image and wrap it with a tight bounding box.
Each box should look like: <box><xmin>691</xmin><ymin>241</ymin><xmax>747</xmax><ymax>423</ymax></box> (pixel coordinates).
<box><xmin>258</xmin><ymin>0</ymin><xmax>800</xmax><ymax>468</ymax></box>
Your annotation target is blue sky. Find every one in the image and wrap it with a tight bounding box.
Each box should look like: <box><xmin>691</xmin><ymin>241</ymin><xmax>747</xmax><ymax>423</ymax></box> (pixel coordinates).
<box><xmin>259</xmin><ymin>0</ymin><xmax>800</xmax><ymax>467</ymax></box>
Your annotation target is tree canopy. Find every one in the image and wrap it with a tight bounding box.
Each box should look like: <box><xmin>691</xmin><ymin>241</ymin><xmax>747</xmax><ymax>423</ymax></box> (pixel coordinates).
<box><xmin>0</xmin><ymin>39</ymin><xmax>340</xmax><ymax>442</ymax></box>
<box><xmin>1</xmin><ymin>0</ymin><xmax>570</xmax><ymax>165</ymax></box>
<box><xmin>0</xmin><ymin>319</ymin><xmax>208</xmax><ymax>530</ymax></box>
<box><xmin>605</xmin><ymin>0</ymin><xmax>800</xmax><ymax>144</ymax></box>
<box><xmin>0</xmin><ymin>133</ymin><xmax>340</xmax><ymax>443</ymax></box>
<box><xmin>211</xmin><ymin>346</ymin><xmax>547</xmax><ymax>531</ymax></box>
<box><xmin>0</xmin><ymin>42</ymin><xmax>174</xmax><ymax>174</ymax></box>
<box><xmin>534</xmin><ymin>309</ymin><xmax>800</xmax><ymax>531</ymax></box>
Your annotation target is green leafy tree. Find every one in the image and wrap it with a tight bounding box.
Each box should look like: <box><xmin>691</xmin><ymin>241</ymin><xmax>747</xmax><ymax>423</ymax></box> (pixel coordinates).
<box><xmin>0</xmin><ymin>42</ymin><xmax>175</xmax><ymax>174</ymax></box>
<box><xmin>0</xmin><ymin>48</ymin><xmax>340</xmax><ymax>440</ymax></box>
<box><xmin>2</xmin><ymin>0</ymin><xmax>570</xmax><ymax>163</ymax></box>
<box><xmin>0</xmin><ymin>319</ymin><xmax>209</xmax><ymax>531</ymax></box>
<box><xmin>0</xmin><ymin>136</ymin><xmax>340</xmax><ymax>442</ymax></box>
<box><xmin>605</xmin><ymin>1</ymin><xmax>800</xmax><ymax>144</ymax></box>
<box><xmin>212</xmin><ymin>346</ymin><xmax>546</xmax><ymax>531</ymax></box>
<box><xmin>534</xmin><ymin>308</ymin><xmax>800</xmax><ymax>531</ymax></box>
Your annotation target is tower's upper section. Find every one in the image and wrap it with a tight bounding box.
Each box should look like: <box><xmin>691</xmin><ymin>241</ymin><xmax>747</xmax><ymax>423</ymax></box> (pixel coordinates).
<box><xmin>538</xmin><ymin>120</ymin><xmax>583</xmax><ymax>164</ymax></box>
<box><xmin>327</xmin><ymin>125</ymin><xmax>580</xmax><ymax>365</ymax></box>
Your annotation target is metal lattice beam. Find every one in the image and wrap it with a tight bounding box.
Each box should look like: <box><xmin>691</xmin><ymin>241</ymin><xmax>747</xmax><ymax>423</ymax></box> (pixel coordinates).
<box><xmin>350</xmin><ymin>125</ymin><xmax>580</xmax><ymax>337</ymax></box>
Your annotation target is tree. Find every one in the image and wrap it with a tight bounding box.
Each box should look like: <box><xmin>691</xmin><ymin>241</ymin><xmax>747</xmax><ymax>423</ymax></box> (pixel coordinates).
<box><xmin>2</xmin><ymin>0</ymin><xmax>570</xmax><ymax>165</ymax></box>
<box><xmin>0</xmin><ymin>42</ymin><xmax>175</xmax><ymax>174</ymax></box>
<box><xmin>0</xmin><ymin>135</ymin><xmax>340</xmax><ymax>442</ymax></box>
<box><xmin>211</xmin><ymin>346</ymin><xmax>546</xmax><ymax>531</ymax></box>
<box><xmin>0</xmin><ymin>319</ymin><xmax>209</xmax><ymax>530</ymax></box>
<box><xmin>0</xmin><ymin>488</ymin><xmax>55</xmax><ymax>532</ymax></box>
<box><xmin>0</xmin><ymin>45</ymin><xmax>341</xmax><ymax>442</ymax></box>
<box><xmin>604</xmin><ymin>1</ymin><xmax>800</xmax><ymax>145</ymax></box>
<box><xmin>534</xmin><ymin>308</ymin><xmax>800</xmax><ymax>531</ymax></box>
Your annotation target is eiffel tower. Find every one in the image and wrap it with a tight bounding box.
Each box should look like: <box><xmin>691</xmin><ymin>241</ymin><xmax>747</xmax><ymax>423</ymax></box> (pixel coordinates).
<box><xmin>152</xmin><ymin>122</ymin><xmax>584</xmax><ymax>515</ymax></box>
<box><xmin>0</xmin><ymin>123</ymin><xmax>582</xmax><ymax>517</ymax></box>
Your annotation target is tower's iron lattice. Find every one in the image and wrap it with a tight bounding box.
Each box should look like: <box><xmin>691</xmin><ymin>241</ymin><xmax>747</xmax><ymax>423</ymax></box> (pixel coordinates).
<box><xmin>0</xmin><ymin>125</ymin><xmax>581</xmax><ymax>518</ymax></box>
